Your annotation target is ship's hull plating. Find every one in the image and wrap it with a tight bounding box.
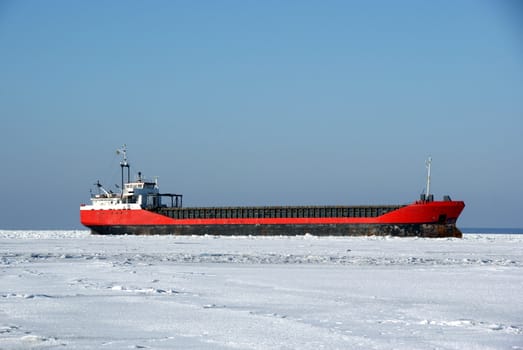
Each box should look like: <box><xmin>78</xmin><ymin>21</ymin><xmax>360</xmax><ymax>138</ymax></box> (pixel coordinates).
<box><xmin>80</xmin><ymin>200</ymin><xmax>465</xmax><ymax>238</ymax></box>
<box><xmin>87</xmin><ymin>223</ymin><xmax>462</xmax><ymax>238</ymax></box>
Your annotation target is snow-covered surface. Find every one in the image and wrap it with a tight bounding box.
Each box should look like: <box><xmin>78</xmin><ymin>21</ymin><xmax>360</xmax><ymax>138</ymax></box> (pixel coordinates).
<box><xmin>1</xmin><ymin>231</ymin><xmax>522</xmax><ymax>349</ymax></box>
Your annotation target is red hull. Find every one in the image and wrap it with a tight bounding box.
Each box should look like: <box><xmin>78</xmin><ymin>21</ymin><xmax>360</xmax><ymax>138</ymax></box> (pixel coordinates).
<box><xmin>81</xmin><ymin>201</ymin><xmax>464</xmax><ymax>227</ymax></box>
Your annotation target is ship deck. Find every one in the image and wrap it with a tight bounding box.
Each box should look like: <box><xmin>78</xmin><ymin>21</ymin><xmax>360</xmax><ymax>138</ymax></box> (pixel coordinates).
<box><xmin>150</xmin><ymin>205</ymin><xmax>405</xmax><ymax>220</ymax></box>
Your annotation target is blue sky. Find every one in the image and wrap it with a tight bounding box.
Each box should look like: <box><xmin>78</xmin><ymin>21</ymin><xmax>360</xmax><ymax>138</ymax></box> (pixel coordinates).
<box><xmin>1</xmin><ymin>0</ymin><xmax>522</xmax><ymax>229</ymax></box>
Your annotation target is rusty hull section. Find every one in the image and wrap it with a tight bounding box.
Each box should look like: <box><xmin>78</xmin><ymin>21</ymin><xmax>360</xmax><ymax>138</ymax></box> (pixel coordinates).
<box><xmin>89</xmin><ymin>223</ymin><xmax>462</xmax><ymax>238</ymax></box>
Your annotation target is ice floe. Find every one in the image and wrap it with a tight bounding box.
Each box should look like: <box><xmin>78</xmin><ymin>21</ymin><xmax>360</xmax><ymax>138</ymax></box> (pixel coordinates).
<box><xmin>0</xmin><ymin>231</ymin><xmax>521</xmax><ymax>349</ymax></box>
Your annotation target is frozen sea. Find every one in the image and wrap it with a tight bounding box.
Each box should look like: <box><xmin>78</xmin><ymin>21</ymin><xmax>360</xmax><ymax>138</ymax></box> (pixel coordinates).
<box><xmin>0</xmin><ymin>231</ymin><xmax>522</xmax><ymax>350</ymax></box>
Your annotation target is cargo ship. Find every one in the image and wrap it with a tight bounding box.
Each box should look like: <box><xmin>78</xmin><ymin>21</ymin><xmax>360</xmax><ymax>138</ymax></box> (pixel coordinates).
<box><xmin>80</xmin><ymin>146</ymin><xmax>465</xmax><ymax>237</ymax></box>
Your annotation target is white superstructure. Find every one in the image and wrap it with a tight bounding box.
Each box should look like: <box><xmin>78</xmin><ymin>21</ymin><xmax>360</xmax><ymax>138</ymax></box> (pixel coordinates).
<box><xmin>81</xmin><ymin>145</ymin><xmax>165</xmax><ymax>211</ymax></box>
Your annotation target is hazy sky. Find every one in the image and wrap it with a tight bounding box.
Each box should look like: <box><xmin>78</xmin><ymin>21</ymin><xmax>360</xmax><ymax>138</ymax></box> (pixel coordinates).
<box><xmin>1</xmin><ymin>0</ymin><xmax>522</xmax><ymax>229</ymax></box>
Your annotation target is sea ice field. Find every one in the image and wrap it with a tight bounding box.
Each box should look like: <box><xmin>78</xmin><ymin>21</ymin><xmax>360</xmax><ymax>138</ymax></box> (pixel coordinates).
<box><xmin>0</xmin><ymin>231</ymin><xmax>522</xmax><ymax>350</ymax></box>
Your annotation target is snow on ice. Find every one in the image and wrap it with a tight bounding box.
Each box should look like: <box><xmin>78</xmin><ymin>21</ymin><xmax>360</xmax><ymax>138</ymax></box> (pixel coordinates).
<box><xmin>0</xmin><ymin>231</ymin><xmax>522</xmax><ymax>349</ymax></box>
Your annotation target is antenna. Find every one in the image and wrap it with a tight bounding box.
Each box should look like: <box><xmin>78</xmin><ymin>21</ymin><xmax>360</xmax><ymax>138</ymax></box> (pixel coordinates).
<box><xmin>116</xmin><ymin>144</ymin><xmax>130</xmax><ymax>198</ymax></box>
<box><xmin>116</xmin><ymin>144</ymin><xmax>129</xmax><ymax>169</ymax></box>
<box><xmin>425</xmin><ymin>156</ymin><xmax>432</xmax><ymax>199</ymax></box>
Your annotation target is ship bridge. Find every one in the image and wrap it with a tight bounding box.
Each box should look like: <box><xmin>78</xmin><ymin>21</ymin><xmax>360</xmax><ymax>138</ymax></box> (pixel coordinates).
<box><xmin>87</xmin><ymin>146</ymin><xmax>183</xmax><ymax>210</ymax></box>
<box><xmin>121</xmin><ymin>173</ymin><xmax>172</xmax><ymax>209</ymax></box>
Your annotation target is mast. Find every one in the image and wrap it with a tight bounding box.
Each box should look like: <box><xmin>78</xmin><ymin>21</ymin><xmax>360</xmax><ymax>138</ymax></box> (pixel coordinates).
<box><xmin>116</xmin><ymin>144</ymin><xmax>130</xmax><ymax>198</ymax></box>
<box><xmin>425</xmin><ymin>156</ymin><xmax>432</xmax><ymax>200</ymax></box>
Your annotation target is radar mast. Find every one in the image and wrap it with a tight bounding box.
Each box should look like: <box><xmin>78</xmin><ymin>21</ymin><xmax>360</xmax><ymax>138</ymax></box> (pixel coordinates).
<box><xmin>116</xmin><ymin>144</ymin><xmax>130</xmax><ymax>198</ymax></box>
<box><xmin>425</xmin><ymin>156</ymin><xmax>432</xmax><ymax>201</ymax></box>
